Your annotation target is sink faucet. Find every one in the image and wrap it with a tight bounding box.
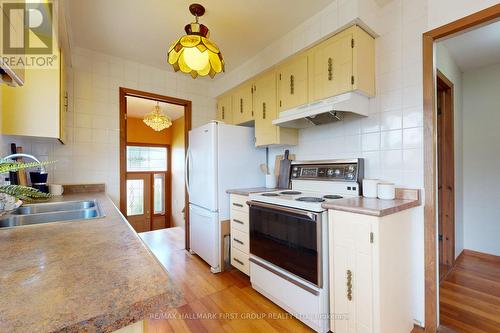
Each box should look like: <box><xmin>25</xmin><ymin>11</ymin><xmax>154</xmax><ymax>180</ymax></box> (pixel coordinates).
<box><xmin>2</xmin><ymin>153</ymin><xmax>47</xmax><ymax>173</ymax></box>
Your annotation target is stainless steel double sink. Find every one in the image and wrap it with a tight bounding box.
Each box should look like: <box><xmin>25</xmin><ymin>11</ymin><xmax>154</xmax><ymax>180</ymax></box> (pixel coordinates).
<box><xmin>0</xmin><ymin>200</ymin><xmax>105</xmax><ymax>229</ymax></box>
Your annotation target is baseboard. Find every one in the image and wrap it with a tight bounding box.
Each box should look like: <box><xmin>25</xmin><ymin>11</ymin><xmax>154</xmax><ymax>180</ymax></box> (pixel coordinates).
<box><xmin>411</xmin><ymin>324</ymin><xmax>424</xmax><ymax>332</ymax></box>
<box><xmin>462</xmin><ymin>249</ymin><xmax>500</xmax><ymax>262</ymax></box>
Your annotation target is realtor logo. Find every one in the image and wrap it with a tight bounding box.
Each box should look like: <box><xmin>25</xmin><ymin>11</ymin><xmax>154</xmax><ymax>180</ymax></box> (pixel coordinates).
<box><xmin>2</xmin><ymin>0</ymin><xmax>53</xmax><ymax>55</ymax></box>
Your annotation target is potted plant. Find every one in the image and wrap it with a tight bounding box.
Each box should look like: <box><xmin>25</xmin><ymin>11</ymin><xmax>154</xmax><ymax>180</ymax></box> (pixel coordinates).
<box><xmin>0</xmin><ymin>159</ymin><xmax>52</xmax><ymax>215</ymax></box>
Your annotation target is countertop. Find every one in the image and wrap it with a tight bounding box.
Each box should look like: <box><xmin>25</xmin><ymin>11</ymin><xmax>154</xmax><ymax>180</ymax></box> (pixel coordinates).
<box><xmin>0</xmin><ymin>192</ymin><xmax>184</xmax><ymax>333</ymax></box>
<box><xmin>226</xmin><ymin>187</ymin><xmax>277</xmax><ymax>196</ymax></box>
<box><xmin>321</xmin><ymin>189</ymin><xmax>421</xmax><ymax>217</ymax></box>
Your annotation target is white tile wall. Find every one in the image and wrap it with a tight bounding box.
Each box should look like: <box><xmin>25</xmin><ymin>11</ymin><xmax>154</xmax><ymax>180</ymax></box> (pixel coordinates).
<box><xmin>1</xmin><ymin>47</ymin><xmax>216</xmax><ymax>203</ymax></box>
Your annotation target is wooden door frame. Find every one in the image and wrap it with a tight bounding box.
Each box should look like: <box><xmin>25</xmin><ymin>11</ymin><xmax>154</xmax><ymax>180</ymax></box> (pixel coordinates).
<box><xmin>436</xmin><ymin>70</ymin><xmax>455</xmax><ymax>278</ymax></box>
<box><xmin>125</xmin><ymin>142</ymin><xmax>171</xmax><ymax>230</ymax></box>
<box><xmin>422</xmin><ymin>4</ymin><xmax>500</xmax><ymax>332</ymax></box>
<box><xmin>119</xmin><ymin>87</ymin><xmax>192</xmax><ymax>250</ymax></box>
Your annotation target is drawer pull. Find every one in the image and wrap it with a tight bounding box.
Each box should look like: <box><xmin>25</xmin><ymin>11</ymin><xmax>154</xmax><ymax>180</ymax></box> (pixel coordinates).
<box><xmin>347</xmin><ymin>269</ymin><xmax>353</xmax><ymax>301</ymax></box>
<box><xmin>233</xmin><ymin>238</ymin><xmax>244</xmax><ymax>245</ymax></box>
<box><xmin>234</xmin><ymin>258</ymin><xmax>245</xmax><ymax>266</ymax></box>
<box><xmin>233</xmin><ymin>219</ymin><xmax>244</xmax><ymax>224</ymax></box>
<box><xmin>232</xmin><ymin>203</ymin><xmax>243</xmax><ymax>208</ymax></box>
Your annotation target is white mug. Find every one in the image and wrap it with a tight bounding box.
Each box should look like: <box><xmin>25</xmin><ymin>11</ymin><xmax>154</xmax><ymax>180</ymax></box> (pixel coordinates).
<box><xmin>49</xmin><ymin>184</ymin><xmax>64</xmax><ymax>196</ymax></box>
<box><xmin>377</xmin><ymin>182</ymin><xmax>395</xmax><ymax>200</ymax></box>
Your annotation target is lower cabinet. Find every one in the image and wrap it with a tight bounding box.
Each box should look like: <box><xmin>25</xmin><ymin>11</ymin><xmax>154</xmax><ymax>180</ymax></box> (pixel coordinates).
<box><xmin>229</xmin><ymin>194</ymin><xmax>250</xmax><ymax>275</ymax></box>
<box><xmin>329</xmin><ymin>209</ymin><xmax>416</xmax><ymax>333</ymax></box>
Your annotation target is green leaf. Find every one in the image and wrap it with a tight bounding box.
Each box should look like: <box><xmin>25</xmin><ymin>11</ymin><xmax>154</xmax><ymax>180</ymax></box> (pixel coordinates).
<box><xmin>0</xmin><ymin>185</ymin><xmax>51</xmax><ymax>202</ymax></box>
<box><xmin>0</xmin><ymin>160</ymin><xmax>54</xmax><ymax>174</ymax></box>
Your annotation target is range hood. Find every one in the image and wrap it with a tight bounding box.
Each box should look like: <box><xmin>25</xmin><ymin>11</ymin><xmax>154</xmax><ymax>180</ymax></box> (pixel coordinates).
<box><xmin>272</xmin><ymin>92</ymin><xmax>370</xmax><ymax>128</ymax></box>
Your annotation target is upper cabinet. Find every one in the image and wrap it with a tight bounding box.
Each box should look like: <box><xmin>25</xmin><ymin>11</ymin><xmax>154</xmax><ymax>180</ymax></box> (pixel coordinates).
<box><xmin>216</xmin><ymin>93</ymin><xmax>233</xmax><ymax>124</ymax></box>
<box><xmin>311</xmin><ymin>26</ymin><xmax>375</xmax><ymax>100</ymax></box>
<box><xmin>277</xmin><ymin>53</ymin><xmax>309</xmax><ymax>112</ymax></box>
<box><xmin>1</xmin><ymin>47</ymin><xmax>65</xmax><ymax>142</ymax></box>
<box><xmin>231</xmin><ymin>81</ymin><xmax>254</xmax><ymax>125</ymax></box>
<box><xmin>254</xmin><ymin>71</ymin><xmax>298</xmax><ymax>147</ymax></box>
<box><xmin>215</xmin><ymin>25</ymin><xmax>375</xmax><ymax>146</ymax></box>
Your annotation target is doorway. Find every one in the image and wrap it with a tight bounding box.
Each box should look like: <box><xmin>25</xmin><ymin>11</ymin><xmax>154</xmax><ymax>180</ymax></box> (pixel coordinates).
<box><xmin>119</xmin><ymin>88</ymin><xmax>192</xmax><ymax>249</ymax></box>
<box><xmin>422</xmin><ymin>4</ymin><xmax>500</xmax><ymax>332</ymax></box>
<box><xmin>436</xmin><ymin>70</ymin><xmax>455</xmax><ymax>281</ymax></box>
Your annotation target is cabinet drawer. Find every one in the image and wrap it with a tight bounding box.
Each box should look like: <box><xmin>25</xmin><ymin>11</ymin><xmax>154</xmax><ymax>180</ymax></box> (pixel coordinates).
<box><xmin>231</xmin><ymin>247</ymin><xmax>249</xmax><ymax>275</ymax></box>
<box><xmin>231</xmin><ymin>228</ymin><xmax>249</xmax><ymax>254</ymax></box>
<box><xmin>230</xmin><ymin>195</ymin><xmax>249</xmax><ymax>213</ymax></box>
<box><xmin>230</xmin><ymin>209</ymin><xmax>249</xmax><ymax>233</ymax></box>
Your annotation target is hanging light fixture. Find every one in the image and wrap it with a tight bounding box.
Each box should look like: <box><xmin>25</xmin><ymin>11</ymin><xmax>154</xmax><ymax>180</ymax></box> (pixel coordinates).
<box><xmin>167</xmin><ymin>3</ymin><xmax>224</xmax><ymax>79</ymax></box>
<box><xmin>143</xmin><ymin>102</ymin><xmax>172</xmax><ymax>131</ymax></box>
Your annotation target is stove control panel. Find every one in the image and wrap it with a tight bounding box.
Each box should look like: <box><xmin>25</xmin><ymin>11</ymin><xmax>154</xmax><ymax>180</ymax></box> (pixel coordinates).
<box><xmin>290</xmin><ymin>159</ymin><xmax>364</xmax><ymax>182</ymax></box>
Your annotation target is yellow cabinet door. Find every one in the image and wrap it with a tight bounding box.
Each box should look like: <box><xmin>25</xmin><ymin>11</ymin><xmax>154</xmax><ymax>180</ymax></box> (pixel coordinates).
<box><xmin>59</xmin><ymin>49</ymin><xmax>67</xmax><ymax>143</ymax></box>
<box><xmin>231</xmin><ymin>82</ymin><xmax>254</xmax><ymax>125</ymax></box>
<box><xmin>216</xmin><ymin>94</ymin><xmax>233</xmax><ymax>124</ymax></box>
<box><xmin>312</xmin><ymin>29</ymin><xmax>353</xmax><ymax>101</ymax></box>
<box><xmin>1</xmin><ymin>49</ymin><xmax>61</xmax><ymax>139</ymax></box>
<box><xmin>254</xmin><ymin>73</ymin><xmax>277</xmax><ymax>146</ymax></box>
<box><xmin>278</xmin><ymin>53</ymin><xmax>308</xmax><ymax>112</ymax></box>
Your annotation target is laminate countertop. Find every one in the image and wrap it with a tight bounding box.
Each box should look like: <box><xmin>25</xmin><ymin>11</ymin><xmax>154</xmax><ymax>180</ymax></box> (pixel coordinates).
<box><xmin>0</xmin><ymin>192</ymin><xmax>183</xmax><ymax>333</ymax></box>
<box><xmin>321</xmin><ymin>195</ymin><xmax>421</xmax><ymax>217</ymax></box>
<box><xmin>226</xmin><ymin>187</ymin><xmax>277</xmax><ymax>196</ymax></box>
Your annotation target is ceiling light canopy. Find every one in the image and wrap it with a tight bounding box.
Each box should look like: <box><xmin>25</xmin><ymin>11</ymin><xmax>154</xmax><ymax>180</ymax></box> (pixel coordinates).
<box><xmin>167</xmin><ymin>3</ymin><xmax>224</xmax><ymax>79</ymax></box>
<box><xmin>143</xmin><ymin>102</ymin><xmax>172</xmax><ymax>131</ymax></box>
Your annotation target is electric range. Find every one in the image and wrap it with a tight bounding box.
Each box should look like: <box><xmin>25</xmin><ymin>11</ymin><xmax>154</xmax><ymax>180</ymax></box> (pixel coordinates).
<box><xmin>247</xmin><ymin>159</ymin><xmax>364</xmax><ymax>333</ymax></box>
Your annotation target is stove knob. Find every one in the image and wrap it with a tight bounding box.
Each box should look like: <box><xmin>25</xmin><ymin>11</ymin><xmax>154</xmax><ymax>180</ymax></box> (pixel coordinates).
<box><xmin>292</xmin><ymin>173</ymin><xmax>298</xmax><ymax>177</ymax></box>
<box><xmin>335</xmin><ymin>169</ymin><xmax>341</xmax><ymax>176</ymax></box>
<box><xmin>348</xmin><ymin>165</ymin><xmax>355</xmax><ymax>172</ymax></box>
<box><xmin>327</xmin><ymin>169</ymin><xmax>334</xmax><ymax>176</ymax></box>
<box><xmin>346</xmin><ymin>173</ymin><xmax>354</xmax><ymax>180</ymax></box>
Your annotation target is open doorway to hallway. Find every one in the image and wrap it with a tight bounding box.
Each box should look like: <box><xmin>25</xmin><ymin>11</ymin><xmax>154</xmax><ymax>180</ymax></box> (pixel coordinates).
<box><xmin>434</xmin><ymin>17</ymin><xmax>500</xmax><ymax>333</ymax></box>
<box><xmin>119</xmin><ymin>88</ymin><xmax>191</xmax><ymax>246</ymax></box>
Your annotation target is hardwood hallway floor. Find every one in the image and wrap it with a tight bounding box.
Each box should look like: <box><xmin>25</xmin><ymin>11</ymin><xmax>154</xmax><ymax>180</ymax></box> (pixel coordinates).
<box><xmin>139</xmin><ymin>227</ymin><xmax>313</xmax><ymax>333</ymax></box>
<box><xmin>439</xmin><ymin>250</ymin><xmax>500</xmax><ymax>333</ymax></box>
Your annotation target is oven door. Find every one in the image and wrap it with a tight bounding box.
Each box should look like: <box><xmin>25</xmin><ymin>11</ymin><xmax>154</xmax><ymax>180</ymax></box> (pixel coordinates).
<box><xmin>248</xmin><ymin>201</ymin><xmax>322</xmax><ymax>287</ymax></box>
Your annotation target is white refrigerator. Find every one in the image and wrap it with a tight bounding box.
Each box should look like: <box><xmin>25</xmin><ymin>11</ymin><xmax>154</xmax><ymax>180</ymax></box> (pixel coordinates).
<box><xmin>186</xmin><ymin>121</ymin><xmax>265</xmax><ymax>273</ymax></box>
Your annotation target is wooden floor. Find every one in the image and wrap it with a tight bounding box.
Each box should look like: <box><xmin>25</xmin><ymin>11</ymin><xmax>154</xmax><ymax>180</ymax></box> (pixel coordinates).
<box><xmin>139</xmin><ymin>227</ymin><xmax>314</xmax><ymax>333</ymax></box>
<box><xmin>439</xmin><ymin>250</ymin><xmax>500</xmax><ymax>333</ymax></box>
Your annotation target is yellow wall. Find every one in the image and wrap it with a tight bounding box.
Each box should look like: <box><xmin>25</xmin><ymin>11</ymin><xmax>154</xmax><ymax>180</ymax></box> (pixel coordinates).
<box><xmin>170</xmin><ymin>117</ymin><xmax>185</xmax><ymax>229</ymax></box>
<box><xmin>126</xmin><ymin>117</ymin><xmax>172</xmax><ymax>144</ymax></box>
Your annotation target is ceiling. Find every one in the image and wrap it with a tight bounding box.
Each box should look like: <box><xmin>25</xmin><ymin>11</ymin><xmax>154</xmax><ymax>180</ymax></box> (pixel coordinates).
<box><xmin>67</xmin><ymin>0</ymin><xmax>334</xmax><ymax>74</ymax></box>
<box><xmin>126</xmin><ymin>96</ymin><xmax>184</xmax><ymax>120</ymax></box>
<box><xmin>441</xmin><ymin>20</ymin><xmax>500</xmax><ymax>72</ymax></box>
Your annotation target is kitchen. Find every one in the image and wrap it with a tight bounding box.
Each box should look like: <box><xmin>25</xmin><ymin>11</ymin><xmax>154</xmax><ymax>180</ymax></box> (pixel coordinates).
<box><xmin>1</xmin><ymin>1</ymin><xmax>499</xmax><ymax>333</ymax></box>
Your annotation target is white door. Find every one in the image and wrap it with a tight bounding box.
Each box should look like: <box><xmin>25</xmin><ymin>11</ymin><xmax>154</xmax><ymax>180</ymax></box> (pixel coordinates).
<box><xmin>189</xmin><ymin>204</ymin><xmax>219</xmax><ymax>269</ymax></box>
<box><xmin>331</xmin><ymin>212</ymin><xmax>373</xmax><ymax>333</ymax></box>
<box><xmin>188</xmin><ymin>122</ymin><xmax>218</xmax><ymax>211</ymax></box>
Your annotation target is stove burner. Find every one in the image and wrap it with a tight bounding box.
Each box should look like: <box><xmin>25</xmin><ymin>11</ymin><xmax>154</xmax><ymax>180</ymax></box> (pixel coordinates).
<box><xmin>262</xmin><ymin>193</ymin><xmax>280</xmax><ymax>197</ymax></box>
<box><xmin>280</xmin><ymin>191</ymin><xmax>302</xmax><ymax>195</ymax></box>
<box><xmin>296</xmin><ymin>197</ymin><xmax>325</xmax><ymax>203</ymax></box>
<box><xmin>323</xmin><ymin>195</ymin><xmax>343</xmax><ymax>200</ymax></box>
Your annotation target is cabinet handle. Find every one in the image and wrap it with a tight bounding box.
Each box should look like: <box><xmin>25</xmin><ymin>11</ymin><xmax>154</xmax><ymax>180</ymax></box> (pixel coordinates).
<box><xmin>328</xmin><ymin>57</ymin><xmax>333</xmax><ymax>81</ymax></box>
<box><xmin>233</xmin><ymin>238</ymin><xmax>244</xmax><ymax>245</ymax></box>
<box><xmin>233</xmin><ymin>203</ymin><xmax>243</xmax><ymax>207</ymax></box>
<box><xmin>222</xmin><ymin>106</ymin><xmax>225</xmax><ymax>120</ymax></box>
<box><xmin>290</xmin><ymin>75</ymin><xmax>295</xmax><ymax>95</ymax></box>
<box><xmin>262</xmin><ymin>102</ymin><xmax>266</xmax><ymax>119</ymax></box>
<box><xmin>240</xmin><ymin>98</ymin><xmax>243</xmax><ymax>113</ymax></box>
<box><xmin>347</xmin><ymin>269</ymin><xmax>353</xmax><ymax>301</ymax></box>
<box><xmin>233</xmin><ymin>219</ymin><xmax>244</xmax><ymax>224</ymax></box>
<box><xmin>234</xmin><ymin>258</ymin><xmax>244</xmax><ymax>266</ymax></box>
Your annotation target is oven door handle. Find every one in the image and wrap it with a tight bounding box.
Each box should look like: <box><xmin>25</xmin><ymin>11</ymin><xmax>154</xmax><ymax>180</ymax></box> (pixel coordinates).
<box><xmin>246</xmin><ymin>201</ymin><xmax>318</xmax><ymax>221</ymax></box>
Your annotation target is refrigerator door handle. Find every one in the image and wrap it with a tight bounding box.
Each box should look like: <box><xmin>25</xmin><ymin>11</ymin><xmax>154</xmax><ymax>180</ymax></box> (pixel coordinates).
<box><xmin>185</xmin><ymin>147</ymin><xmax>191</xmax><ymax>196</ymax></box>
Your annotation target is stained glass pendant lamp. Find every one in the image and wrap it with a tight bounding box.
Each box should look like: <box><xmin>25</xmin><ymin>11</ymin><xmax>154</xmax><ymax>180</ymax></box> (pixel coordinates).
<box><xmin>143</xmin><ymin>102</ymin><xmax>172</xmax><ymax>131</ymax></box>
<box><xmin>167</xmin><ymin>3</ymin><xmax>224</xmax><ymax>79</ymax></box>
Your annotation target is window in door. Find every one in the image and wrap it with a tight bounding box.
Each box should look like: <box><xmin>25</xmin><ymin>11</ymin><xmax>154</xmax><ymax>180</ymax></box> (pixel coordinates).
<box><xmin>125</xmin><ymin>145</ymin><xmax>169</xmax><ymax>232</ymax></box>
